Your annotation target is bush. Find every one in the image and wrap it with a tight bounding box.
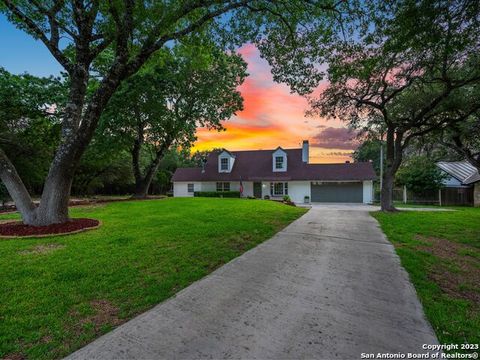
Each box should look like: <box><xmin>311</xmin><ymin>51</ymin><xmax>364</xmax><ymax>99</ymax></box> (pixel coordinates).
<box><xmin>194</xmin><ymin>191</ymin><xmax>240</xmax><ymax>198</ymax></box>
<box><xmin>264</xmin><ymin>195</ymin><xmax>270</xmax><ymax>200</ymax></box>
<box><xmin>304</xmin><ymin>195</ymin><xmax>310</xmax><ymax>203</ymax></box>
<box><xmin>283</xmin><ymin>195</ymin><xmax>291</xmax><ymax>202</ymax></box>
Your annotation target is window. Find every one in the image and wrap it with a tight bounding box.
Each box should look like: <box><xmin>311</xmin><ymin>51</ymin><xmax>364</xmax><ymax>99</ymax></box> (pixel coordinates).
<box><xmin>216</xmin><ymin>182</ymin><xmax>230</xmax><ymax>192</ymax></box>
<box><xmin>187</xmin><ymin>183</ymin><xmax>194</xmax><ymax>193</ymax></box>
<box><xmin>270</xmin><ymin>182</ymin><xmax>288</xmax><ymax>196</ymax></box>
<box><xmin>220</xmin><ymin>157</ymin><xmax>229</xmax><ymax>171</ymax></box>
<box><xmin>275</xmin><ymin>156</ymin><xmax>284</xmax><ymax>169</ymax></box>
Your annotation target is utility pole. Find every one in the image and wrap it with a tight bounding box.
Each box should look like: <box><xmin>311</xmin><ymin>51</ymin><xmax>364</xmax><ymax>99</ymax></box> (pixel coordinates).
<box><xmin>380</xmin><ymin>143</ymin><xmax>383</xmax><ymax>196</ymax></box>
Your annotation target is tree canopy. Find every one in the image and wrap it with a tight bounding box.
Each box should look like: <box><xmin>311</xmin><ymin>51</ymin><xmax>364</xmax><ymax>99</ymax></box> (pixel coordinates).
<box><xmin>101</xmin><ymin>38</ymin><xmax>247</xmax><ymax>197</ymax></box>
<box><xmin>0</xmin><ymin>0</ymin><xmax>345</xmax><ymax>225</ymax></box>
<box><xmin>261</xmin><ymin>0</ymin><xmax>480</xmax><ymax>210</ymax></box>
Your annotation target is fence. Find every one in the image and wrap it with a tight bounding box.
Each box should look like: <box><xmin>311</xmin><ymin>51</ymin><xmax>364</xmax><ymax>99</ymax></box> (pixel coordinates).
<box><xmin>374</xmin><ymin>185</ymin><xmax>474</xmax><ymax>206</ymax></box>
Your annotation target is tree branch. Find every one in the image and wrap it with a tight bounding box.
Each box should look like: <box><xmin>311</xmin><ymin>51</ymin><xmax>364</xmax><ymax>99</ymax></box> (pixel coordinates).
<box><xmin>3</xmin><ymin>0</ymin><xmax>73</xmax><ymax>72</ymax></box>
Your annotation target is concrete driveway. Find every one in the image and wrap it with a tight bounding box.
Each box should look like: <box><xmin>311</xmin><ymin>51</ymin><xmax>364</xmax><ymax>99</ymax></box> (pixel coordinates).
<box><xmin>67</xmin><ymin>206</ymin><xmax>438</xmax><ymax>360</ymax></box>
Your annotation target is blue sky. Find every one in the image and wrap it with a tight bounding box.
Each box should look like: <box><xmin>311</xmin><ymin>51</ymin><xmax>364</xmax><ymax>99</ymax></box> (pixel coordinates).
<box><xmin>0</xmin><ymin>14</ymin><xmax>62</xmax><ymax>77</ymax></box>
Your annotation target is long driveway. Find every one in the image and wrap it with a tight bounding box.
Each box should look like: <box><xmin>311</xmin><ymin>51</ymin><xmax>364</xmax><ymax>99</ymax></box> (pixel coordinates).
<box><xmin>67</xmin><ymin>205</ymin><xmax>438</xmax><ymax>359</ymax></box>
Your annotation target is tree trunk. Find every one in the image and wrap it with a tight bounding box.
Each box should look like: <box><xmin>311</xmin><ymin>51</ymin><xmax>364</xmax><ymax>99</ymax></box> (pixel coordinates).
<box><xmin>0</xmin><ymin>149</ymin><xmax>37</xmax><ymax>224</ymax></box>
<box><xmin>131</xmin><ymin>154</ymin><xmax>165</xmax><ymax>199</ymax></box>
<box><xmin>27</xmin><ymin>62</ymin><xmax>127</xmax><ymax>225</ymax></box>
<box><xmin>132</xmin><ymin>179</ymin><xmax>150</xmax><ymax>199</ymax></box>
<box><xmin>380</xmin><ymin>170</ymin><xmax>396</xmax><ymax>211</ymax></box>
<box><xmin>380</xmin><ymin>127</ymin><xmax>404</xmax><ymax>212</ymax></box>
<box><xmin>131</xmin><ymin>142</ymin><xmax>169</xmax><ymax>199</ymax></box>
<box><xmin>0</xmin><ymin>60</ymin><xmax>145</xmax><ymax>225</ymax></box>
<box><xmin>34</xmin><ymin>168</ymin><xmax>74</xmax><ymax>225</ymax></box>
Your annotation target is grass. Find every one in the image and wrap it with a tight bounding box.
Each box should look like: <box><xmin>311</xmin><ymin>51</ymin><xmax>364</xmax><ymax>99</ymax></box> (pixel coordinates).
<box><xmin>372</xmin><ymin>207</ymin><xmax>480</xmax><ymax>346</ymax></box>
<box><xmin>0</xmin><ymin>198</ymin><xmax>306</xmax><ymax>359</ymax></box>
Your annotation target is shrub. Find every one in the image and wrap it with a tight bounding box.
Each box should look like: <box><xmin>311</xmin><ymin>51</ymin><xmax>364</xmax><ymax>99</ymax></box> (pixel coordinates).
<box><xmin>194</xmin><ymin>191</ymin><xmax>240</xmax><ymax>198</ymax></box>
<box><xmin>304</xmin><ymin>195</ymin><xmax>310</xmax><ymax>203</ymax></box>
<box><xmin>264</xmin><ymin>195</ymin><xmax>270</xmax><ymax>200</ymax></box>
<box><xmin>283</xmin><ymin>195</ymin><xmax>291</xmax><ymax>202</ymax></box>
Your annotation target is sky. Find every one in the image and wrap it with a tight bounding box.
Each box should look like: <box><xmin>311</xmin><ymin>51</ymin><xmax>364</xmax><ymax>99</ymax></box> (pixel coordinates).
<box><xmin>0</xmin><ymin>15</ymin><xmax>358</xmax><ymax>163</ymax></box>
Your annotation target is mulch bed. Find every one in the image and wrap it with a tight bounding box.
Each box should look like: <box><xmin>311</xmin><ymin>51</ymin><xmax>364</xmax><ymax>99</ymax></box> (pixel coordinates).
<box><xmin>0</xmin><ymin>218</ymin><xmax>100</xmax><ymax>238</ymax></box>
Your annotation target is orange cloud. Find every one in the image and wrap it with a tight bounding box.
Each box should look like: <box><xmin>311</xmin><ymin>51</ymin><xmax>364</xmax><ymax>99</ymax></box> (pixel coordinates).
<box><xmin>192</xmin><ymin>44</ymin><xmax>350</xmax><ymax>163</ymax></box>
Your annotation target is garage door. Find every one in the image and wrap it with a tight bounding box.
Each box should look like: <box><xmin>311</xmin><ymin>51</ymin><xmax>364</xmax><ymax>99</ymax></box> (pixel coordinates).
<box><xmin>311</xmin><ymin>182</ymin><xmax>363</xmax><ymax>203</ymax></box>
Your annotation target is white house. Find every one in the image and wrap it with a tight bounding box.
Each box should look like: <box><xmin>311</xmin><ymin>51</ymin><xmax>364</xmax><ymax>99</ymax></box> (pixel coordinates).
<box><xmin>172</xmin><ymin>140</ymin><xmax>376</xmax><ymax>204</ymax></box>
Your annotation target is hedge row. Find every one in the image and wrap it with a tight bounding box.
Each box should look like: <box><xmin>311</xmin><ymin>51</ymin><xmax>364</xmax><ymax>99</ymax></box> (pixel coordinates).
<box><xmin>193</xmin><ymin>191</ymin><xmax>240</xmax><ymax>198</ymax></box>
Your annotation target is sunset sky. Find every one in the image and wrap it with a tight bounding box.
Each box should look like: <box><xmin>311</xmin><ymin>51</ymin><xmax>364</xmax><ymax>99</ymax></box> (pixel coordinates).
<box><xmin>192</xmin><ymin>44</ymin><xmax>358</xmax><ymax>163</ymax></box>
<box><xmin>0</xmin><ymin>17</ymin><xmax>359</xmax><ymax>163</ymax></box>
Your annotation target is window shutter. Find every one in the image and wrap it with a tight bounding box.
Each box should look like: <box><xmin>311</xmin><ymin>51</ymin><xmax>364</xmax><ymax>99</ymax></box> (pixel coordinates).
<box><xmin>270</xmin><ymin>182</ymin><xmax>273</xmax><ymax>196</ymax></box>
<box><xmin>285</xmin><ymin>182</ymin><xmax>288</xmax><ymax>195</ymax></box>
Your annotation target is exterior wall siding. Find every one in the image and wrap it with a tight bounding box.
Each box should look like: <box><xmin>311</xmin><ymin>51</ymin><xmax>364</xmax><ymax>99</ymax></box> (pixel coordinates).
<box><xmin>362</xmin><ymin>180</ymin><xmax>373</xmax><ymax>204</ymax></box>
<box><xmin>174</xmin><ymin>180</ymin><xmax>374</xmax><ymax>204</ymax></box>
<box><xmin>287</xmin><ymin>181</ymin><xmax>311</xmax><ymax>203</ymax></box>
<box><xmin>441</xmin><ymin>173</ymin><xmax>464</xmax><ymax>187</ymax></box>
<box><xmin>173</xmin><ymin>181</ymin><xmax>254</xmax><ymax>197</ymax></box>
<box><xmin>173</xmin><ymin>181</ymin><xmax>202</xmax><ymax>197</ymax></box>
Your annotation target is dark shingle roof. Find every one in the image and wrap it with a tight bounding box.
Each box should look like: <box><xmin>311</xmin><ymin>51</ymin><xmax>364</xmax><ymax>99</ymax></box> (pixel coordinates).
<box><xmin>172</xmin><ymin>148</ymin><xmax>376</xmax><ymax>182</ymax></box>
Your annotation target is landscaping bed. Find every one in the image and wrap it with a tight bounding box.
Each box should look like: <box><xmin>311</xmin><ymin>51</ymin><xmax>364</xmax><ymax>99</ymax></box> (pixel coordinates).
<box><xmin>0</xmin><ymin>198</ymin><xmax>305</xmax><ymax>359</ymax></box>
<box><xmin>372</xmin><ymin>208</ymin><xmax>480</xmax><ymax>347</ymax></box>
<box><xmin>0</xmin><ymin>218</ymin><xmax>100</xmax><ymax>238</ymax></box>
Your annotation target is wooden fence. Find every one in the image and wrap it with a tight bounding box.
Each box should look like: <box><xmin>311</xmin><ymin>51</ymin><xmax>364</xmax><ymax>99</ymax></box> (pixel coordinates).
<box><xmin>374</xmin><ymin>185</ymin><xmax>474</xmax><ymax>206</ymax></box>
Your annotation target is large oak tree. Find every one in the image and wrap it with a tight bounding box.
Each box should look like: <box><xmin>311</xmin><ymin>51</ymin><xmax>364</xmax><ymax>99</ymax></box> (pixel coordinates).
<box><xmin>0</xmin><ymin>0</ymin><xmax>342</xmax><ymax>225</ymax></box>
<box><xmin>261</xmin><ymin>0</ymin><xmax>480</xmax><ymax>211</ymax></box>
<box><xmin>102</xmin><ymin>40</ymin><xmax>246</xmax><ymax>198</ymax></box>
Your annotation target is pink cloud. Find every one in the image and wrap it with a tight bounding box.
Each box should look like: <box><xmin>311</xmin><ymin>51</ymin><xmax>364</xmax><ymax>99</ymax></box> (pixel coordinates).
<box><xmin>311</xmin><ymin>127</ymin><xmax>360</xmax><ymax>150</ymax></box>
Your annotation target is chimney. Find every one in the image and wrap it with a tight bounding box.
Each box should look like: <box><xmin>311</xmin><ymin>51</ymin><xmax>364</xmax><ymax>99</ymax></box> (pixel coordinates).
<box><xmin>201</xmin><ymin>157</ymin><xmax>207</xmax><ymax>173</ymax></box>
<box><xmin>302</xmin><ymin>140</ymin><xmax>309</xmax><ymax>163</ymax></box>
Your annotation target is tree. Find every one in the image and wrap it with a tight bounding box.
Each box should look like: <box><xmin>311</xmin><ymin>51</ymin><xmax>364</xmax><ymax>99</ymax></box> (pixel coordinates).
<box><xmin>103</xmin><ymin>41</ymin><xmax>246</xmax><ymax>198</ymax></box>
<box><xmin>352</xmin><ymin>139</ymin><xmax>384</xmax><ymax>176</ymax></box>
<box><xmin>395</xmin><ymin>155</ymin><xmax>446</xmax><ymax>195</ymax></box>
<box><xmin>153</xmin><ymin>147</ymin><xmax>197</xmax><ymax>195</ymax></box>
<box><xmin>442</xmin><ymin>117</ymin><xmax>480</xmax><ymax>171</ymax></box>
<box><xmin>261</xmin><ymin>0</ymin><xmax>480</xmax><ymax>211</ymax></box>
<box><xmin>0</xmin><ymin>68</ymin><xmax>64</xmax><ymax>194</ymax></box>
<box><xmin>0</xmin><ymin>1</ymin><xmax>340</xmax><ymax>225</ymax></box>
<box><xmin>72</xmin><ymin>131</ymin><xmax>133</xmax><ymax>195</ymax></box>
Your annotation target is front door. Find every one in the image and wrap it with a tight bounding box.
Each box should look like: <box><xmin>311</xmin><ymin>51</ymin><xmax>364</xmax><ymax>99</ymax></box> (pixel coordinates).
<box><xmin>253</xmin><ymin>182</ymin><xmax>262</xmax><ymax>198</ymax></box>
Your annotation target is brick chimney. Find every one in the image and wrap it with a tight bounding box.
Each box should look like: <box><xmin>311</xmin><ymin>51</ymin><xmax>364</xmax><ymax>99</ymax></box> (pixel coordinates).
<box><xmin>302</xmin><ymin>140</ymin><xmax>309</xmax><ymax>163</ymax></box>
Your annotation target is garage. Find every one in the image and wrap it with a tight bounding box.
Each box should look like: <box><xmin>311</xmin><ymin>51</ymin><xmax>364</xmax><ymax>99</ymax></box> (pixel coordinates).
<box><xmin>311</xmin><ymin>182</ymin><xmax>363</xmax><ymax>203</ymax></box>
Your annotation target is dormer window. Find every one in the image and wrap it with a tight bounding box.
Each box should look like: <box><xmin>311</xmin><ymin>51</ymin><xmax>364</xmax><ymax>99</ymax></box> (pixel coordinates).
<box><xmin>275</xmin><ymin>156</ymin><xmax>284</xmax><ymax>170</ymax></box>
<box><xmin>272</xmin><ymin>147</ymin><xmax>287</xmax><ymax>172</ymax></box>
<box><xmin>218</xmin><ymin>150</ymin><xmax>235</xmax><ymax>173</ymax></box>
<box><xmin>221</xmin><ymin>157</ymin><xmax>229</xmax><ymax>171</ymax></box>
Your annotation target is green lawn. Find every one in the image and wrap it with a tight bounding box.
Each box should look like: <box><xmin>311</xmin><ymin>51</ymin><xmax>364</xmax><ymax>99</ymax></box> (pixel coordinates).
<box><xmin>0</xmin><ymin>198</ymin><xmax>306</xmax><ymax>359</ymax></box>
<box><xmin>372</xmin><ymin>207</ymin><xmax>480</xmax><ymax>346</ymax></box>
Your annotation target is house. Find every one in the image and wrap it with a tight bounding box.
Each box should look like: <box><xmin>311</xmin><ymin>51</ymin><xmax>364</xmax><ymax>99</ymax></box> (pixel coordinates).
<box><xmin>172</xmin><ymin>141</ymin><xmax>376</xmax><ymax>203</ymax></box>
<box><xmin>436</xmin><ymin>160</ymin><xmax>480</xmax><ymax>206</ymax></box>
